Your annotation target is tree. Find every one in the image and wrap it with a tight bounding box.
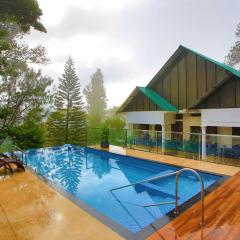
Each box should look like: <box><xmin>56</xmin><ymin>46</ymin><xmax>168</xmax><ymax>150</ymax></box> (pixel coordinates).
<box><xmin>84</xmin><ymin>68</ymin><xmax>107</xmax><ymax>127</ymax></box>
<box><xmin>0</xmin><ymin>66</ymin><xmax>52</xmax><ymax>149</ymax></box>
<box><xmin>0</xmin><ymin>22</ymin><xmax>49</xmax><ymax>76</ymax></box>
<box><xmin>0</xmin><ymin>0</ymin><xmax>48</xmax><ymax>76</ymax></box>
<box><xmin>0</xmin><ymin>0</ymin><xmax>50</xmax><ymax>149</ymax></box>
<box><xmin>0</xmin><ymin>66</ymin><xmax>52</xmax><ymax>130</ymax></box>
<box><xmin>45</xmin><ymin>111</ymin><xmax>65</xmax><ymax>146</ymax></box>
<box><xmin>105</xmin><ymin>106</ymin><xmax>125</xmax><ymax>129</ymax></box>
<box><xmin>10</xmin><ymin>108</ymin><xmax>45</xmax><ymax>149</ymax></box>
<box><xmin>225</xmin><ymin>23</ymin><xmax>240</xmax><ymax>68</ymax></box>
<box><xmin>46</xmin><ymin>56</ymin><xmax>86</xmax><ymax>146</ymax></box>
<box><xmin>0</xmin><ymin>0</ymin><xmax>46</xmax><ymax>33</ymax></box>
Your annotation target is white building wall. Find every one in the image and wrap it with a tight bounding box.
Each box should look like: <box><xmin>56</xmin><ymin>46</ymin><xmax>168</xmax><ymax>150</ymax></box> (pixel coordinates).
<box><xmin>126</xmin><ymin>111</ymin><xmax>165</xmax><ymax>125</ymax></box>
<box><xmin>201</xmin><ymin>108</ymin><xmax>240</xmax><ymax>127</ymax></box>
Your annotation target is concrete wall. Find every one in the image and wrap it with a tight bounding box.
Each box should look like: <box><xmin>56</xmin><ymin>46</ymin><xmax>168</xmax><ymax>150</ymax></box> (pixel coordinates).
<box><xmin>183</xmin><ymin>114</ymin><xmax>201</xmax><ymax>140</ymax></box>
<box><xmin>217</xmin><ymin>127</ymin><xmax>232</xmax><ymax>147</ymax></box>
<box><xmin>164</xmin><ymin>113</ymin><xmax>176</xmax><ymax>140</ymax></box>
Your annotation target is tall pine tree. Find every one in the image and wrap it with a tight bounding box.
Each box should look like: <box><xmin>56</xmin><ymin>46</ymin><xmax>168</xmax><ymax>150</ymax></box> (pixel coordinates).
<box><xmin>46</xmin><ymin>56</ymin><xmax>86</xmax><ymax>146</ymax></box>
<box><xmin>83</xmin><ymin>68</ymin><xmax>107</xmax><ymax>127</ymax></box>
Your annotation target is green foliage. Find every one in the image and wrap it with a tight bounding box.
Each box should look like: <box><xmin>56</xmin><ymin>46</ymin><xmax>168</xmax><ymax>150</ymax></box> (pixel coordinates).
<box><xmin>46</xmin><ymin>56</ymin><xmax>86</xmax><ymax>146</ymax></box>
<box><xmin>0</xmin><ymin>0</ymin><xmax>48</xmax><ymax>77</ymax></box>
<box><xmin>100</xmin><ymin>123</ymin><xmax>109</xmax><ymax>143</ymax></box>
<box><xmin>10</xmin><ymin>118</ymin><xmax>44</xmax><ymax>150</ymax></box>
<box><xmin>0</xmin><ymin>66</ymin><xmax>52</xmax><ymax>149</ymax></box>
<box><xmin>84</xmin><ymin>68</ymin><xmax>107</xmax><ymax>127</ymax></box>
<box><xmin>86</xmin><ymin>106</ymin><xmax>126</xmax><ymax>147</ymax></box>
<box><xmin>0</xmin><ymin>66</ymin><xmax>53</xmax><ymax>129</ymax></box>
<box><xmin>0</xmin><ymin>0</ymin><xmax>49</xmax><ymax>150</ymax></box>
<box><xmin>225</xmin><ymin>23</ymin><xmax>240</xmax><ymax>68</ymax></box>
<box><xmin>0</xmin><ymin>0</ymin><xmax>46</xmax><ymax>33</ymax></box>
<box><xmin>104</xmin><ymin>106</ymin><xmax>125</xmax><ymax>129</ymax></box>
<box><xmin>0</xmin><ymin>136</ymin><xmax>13</xmax><ymax>152</ymax></box>
<box><xmin>45</xmin><ymin>111</ymin><xmax>65</xmax><ymax>146</ymax></box>
<box><xmin>86</xmin><ymin>128</ymin><xmax>101</xmax><ymax>146</ymax></box>
<box><xmin>0</xmin><ymin>109</ymin><xmax>45</xmax><ymax>150</ymax></box>
<box><xmin>0</xmin><ymin>22</ymin><xmax>49</xmax><ymax>76</ymax></box>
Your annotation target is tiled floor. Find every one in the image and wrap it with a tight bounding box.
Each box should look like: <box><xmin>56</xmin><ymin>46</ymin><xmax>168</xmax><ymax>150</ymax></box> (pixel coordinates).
<box><xmin>0</xmin><ymin>170</ymin><xmax>124</xmax><ymax>240</ymax></box>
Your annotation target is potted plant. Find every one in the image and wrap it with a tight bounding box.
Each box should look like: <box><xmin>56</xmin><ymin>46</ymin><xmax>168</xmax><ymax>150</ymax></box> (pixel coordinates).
<box><xmin>100</xmin><ymin>125</ymin><xmax>109</xmax><ymax>148</ymax></box>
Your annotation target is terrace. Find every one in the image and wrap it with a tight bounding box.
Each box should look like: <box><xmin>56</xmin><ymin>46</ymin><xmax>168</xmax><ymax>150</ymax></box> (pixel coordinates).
<box><xmin>1</xmin><ymin>1</ymin><xmax>240</xmax><ymax>239</ymax></box>
<box><xmin>1</xmin><ymin>137</ymin><xmax>240</xmax><ymax>240</ymax></box>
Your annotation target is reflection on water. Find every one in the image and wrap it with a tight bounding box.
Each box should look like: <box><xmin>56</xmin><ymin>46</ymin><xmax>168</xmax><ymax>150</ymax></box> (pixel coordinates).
<box><xmin>27</xmin><ymin>146</ymin><xmax>84</xmax><ymax>194</ymax></box>
<box><xmin>86</xmin><ymin>153</ymin><xmax>112</xmax><ymax>179</ymax></box>
<box><xmin>26</xmin><ymin>146</ymin><xmax>221</xmax><ymax>233</ymax></box>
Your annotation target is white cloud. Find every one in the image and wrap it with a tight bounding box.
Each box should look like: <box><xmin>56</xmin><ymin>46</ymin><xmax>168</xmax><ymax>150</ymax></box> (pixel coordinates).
<box><xmin>38</xmin><ymin>0</ymin><xmax>139</xmax><ymax>25</ymax></box>
<box><xmin>29</xmin><ymin>0</ymin><xmax>240</xmax><ymax>108</ymax></box>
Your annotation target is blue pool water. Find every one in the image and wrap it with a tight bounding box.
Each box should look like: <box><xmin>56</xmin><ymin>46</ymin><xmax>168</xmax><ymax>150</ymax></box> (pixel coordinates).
<box><xmin>26</xmin><ymin>146</ymin><xmax>221</xmax><ymax>233</ymax></box>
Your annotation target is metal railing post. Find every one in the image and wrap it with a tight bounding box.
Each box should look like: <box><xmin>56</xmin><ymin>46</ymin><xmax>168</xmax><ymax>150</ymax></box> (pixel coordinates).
<box><xmin>175</xmin><ymin>168</ymin><xmax>205</xmax><ymax>226</ymax></box>
<box><xmin>111</xmin><ymin>167</ymin><xmax>205</xmax><ymax>226</ymax></box>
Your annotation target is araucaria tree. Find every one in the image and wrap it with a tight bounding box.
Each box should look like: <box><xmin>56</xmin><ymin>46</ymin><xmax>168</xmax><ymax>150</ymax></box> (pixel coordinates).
<box><xmin>83</xmin><ymin>68</ymin><xmax>107</xmax><ymax>127</ymax></box>
<box><xmin>46</xmin><ymin>57</ymin><xmax>86</xmax><ymax>146</ymax></box>
<box><xmin>225</xmin><ymin>23</ymin><xmax>240</xmax><ymax>68</ymax></box>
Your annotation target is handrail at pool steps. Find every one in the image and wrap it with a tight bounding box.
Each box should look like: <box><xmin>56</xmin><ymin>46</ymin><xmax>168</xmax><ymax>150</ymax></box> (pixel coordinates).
<box><xmin>110</xmin><ymin>168</ymin><xmax>205</xmax><ymax>226</ymax></box>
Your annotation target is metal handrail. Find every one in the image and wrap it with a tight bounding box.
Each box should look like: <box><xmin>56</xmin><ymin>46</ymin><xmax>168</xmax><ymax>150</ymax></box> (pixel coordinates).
<box><xmin>110</xmin><ymin>171</ymin><xmax>177</xmax><ymax>192</ymax></box>
<box><xmin>110</xmin><ymin>167</ymin><xmax>205</xmax><ymax>225</ymax></box>
<box><xmin>175</xmin><ymin>168</ymin><xmax>204</xmax><ymax>225</ymax></box>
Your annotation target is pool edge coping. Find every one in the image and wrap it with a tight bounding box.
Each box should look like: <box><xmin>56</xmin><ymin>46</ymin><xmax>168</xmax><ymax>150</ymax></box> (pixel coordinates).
<box><xmin>25</xmin><ymin>146</ymin><xmax>230</xmax><ymax>240</ymax></box>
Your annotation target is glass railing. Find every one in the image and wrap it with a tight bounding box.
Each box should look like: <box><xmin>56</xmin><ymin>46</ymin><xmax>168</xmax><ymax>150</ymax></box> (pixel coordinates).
<box><xmin>126</xmin><ymin>129</ymin><xmax>161</xmax><ymax>153</ymax></box>
<box><xmin>205</xmin><ymin>134</ymin><xmax>240</xmax><ymax>166</ymax></box>
<box><xmin>86</xmin><ymin>128</ymin><xmax>240</xmax><ymax>167</ymax></box>
<box><xmin>86</xmin><ymin>128</ymin><xmax>127</xmax><ymax>148</ymax></box>
<box><xmin>163</xmin><ymin>131</ymin><xmax>201</xmax><ymax>160</ymax></box>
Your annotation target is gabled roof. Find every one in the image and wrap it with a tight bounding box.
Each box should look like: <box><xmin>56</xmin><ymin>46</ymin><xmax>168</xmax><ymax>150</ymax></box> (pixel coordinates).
<box><xmin>118</xmin><ymin>86</ymin><xmax>177</xmax><ymax>112</ymax></box>
<box><xmin>147</xmin><ymin>45</ymin><xmax>240</xmax><ymax>88</ymax></box>
<box><xmin>137</xmin><ymin>87</ymin><xmax>177</xmax><ymax>112</ymax></box>
<box><xmin>181</xmin><ymin>45</ymin><xmax>240</xmax><ymax>78</ymax></box>
<box><xmin>119</xmin><ymin>45</ymin><xmax>240</xmax><ymax>112</ymax></box>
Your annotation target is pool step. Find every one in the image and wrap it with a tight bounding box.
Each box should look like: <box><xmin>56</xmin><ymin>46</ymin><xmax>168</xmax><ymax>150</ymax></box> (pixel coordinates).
<box><xmin>138</xmin><ymin>182</ymin><xmax>176</xmax><ymax>199</ymax></box>
<box><xmin>135</xmin><ymin>170</ymin><xmax>177</xmax><ymax>199</ymax></box>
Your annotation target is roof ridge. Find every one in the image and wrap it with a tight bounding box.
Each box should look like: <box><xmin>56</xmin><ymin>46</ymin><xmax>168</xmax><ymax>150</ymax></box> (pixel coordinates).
<box><xmin>180</xmin><ymin>45</ymin><xmax>240</xmax><ymax>77</ymax></box>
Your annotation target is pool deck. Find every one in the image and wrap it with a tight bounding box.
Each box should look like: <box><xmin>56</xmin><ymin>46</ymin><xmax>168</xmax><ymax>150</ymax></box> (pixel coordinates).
<box><xmin>0</xmin><ymin>170</ymin><xmax>124</xmax><ymax>240</ymax></box>
<box><xmin>147</xmin><ymin>171</ymin><xmax>240</xmax><ymax>240</ymax></box>
<box><xmin>92</xmin><ymin>145</ymin><xmax>240</xmax><ymax>176</ymax></box>
<box><xmin>0</xmin><ymin>147</ymin><xmax>240</xmax><ymax>240</ymax></box>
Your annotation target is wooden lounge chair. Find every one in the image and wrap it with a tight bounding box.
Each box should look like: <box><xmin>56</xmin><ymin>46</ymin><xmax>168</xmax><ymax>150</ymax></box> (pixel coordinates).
<box><xmin>0</xmin><ymin>160</ymin><xmax>13</xmax><ymax>174</ymax></box>
<box><xmin>0</xmin><ymin>152</ymin><xmax>25</xmax><ymax>173</ymax></box>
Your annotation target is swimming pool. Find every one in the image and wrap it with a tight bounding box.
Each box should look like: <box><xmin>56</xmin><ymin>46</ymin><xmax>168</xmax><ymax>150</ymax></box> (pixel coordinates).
<box><xmin>26</xmin><ymin>145</ymin><xmax>222</xmax><ymax>237</ymax></box>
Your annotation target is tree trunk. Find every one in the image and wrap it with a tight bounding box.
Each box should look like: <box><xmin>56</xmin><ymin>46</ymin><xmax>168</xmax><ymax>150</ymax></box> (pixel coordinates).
<box><xmin>65</xmin><ymin>96</ymin><xmax>69</xmax><ymax>143</ymax></box>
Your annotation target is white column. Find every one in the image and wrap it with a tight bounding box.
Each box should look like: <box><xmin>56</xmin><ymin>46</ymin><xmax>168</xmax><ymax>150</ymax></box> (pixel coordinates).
<box><xmin>162</xmin><ymin>124</ymin><xmax>165</xmax><ymax>154</ymax></box>
<box><xmin>201</xmin><ymin>126</ymin><xmax>207</xmax><ymax>160</ymax></box>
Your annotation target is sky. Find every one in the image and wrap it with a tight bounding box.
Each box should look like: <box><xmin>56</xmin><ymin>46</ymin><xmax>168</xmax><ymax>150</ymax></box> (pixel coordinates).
<box><xmin>27</xmin><ymin>0</ymin><xmax>240</xmax><ymax>108</ymax></box>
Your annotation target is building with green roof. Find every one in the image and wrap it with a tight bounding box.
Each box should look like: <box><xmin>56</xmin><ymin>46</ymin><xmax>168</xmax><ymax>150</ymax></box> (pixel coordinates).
<box><xmin>118</xmin><ymin>45</ymin><xmax>240</xmax><ymax>160</ymax></box>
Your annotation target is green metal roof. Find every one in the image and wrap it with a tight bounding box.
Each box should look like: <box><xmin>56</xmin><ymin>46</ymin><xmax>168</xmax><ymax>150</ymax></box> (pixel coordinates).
<box><xmin>181</xmin><ymin>45</ymin><xmax>240</xmax><ymax>78</ymax></box>
<box><xmin>137</xmin><ymin>86</ymin><xmax>177</xmax><ymax>112</ymax></box>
